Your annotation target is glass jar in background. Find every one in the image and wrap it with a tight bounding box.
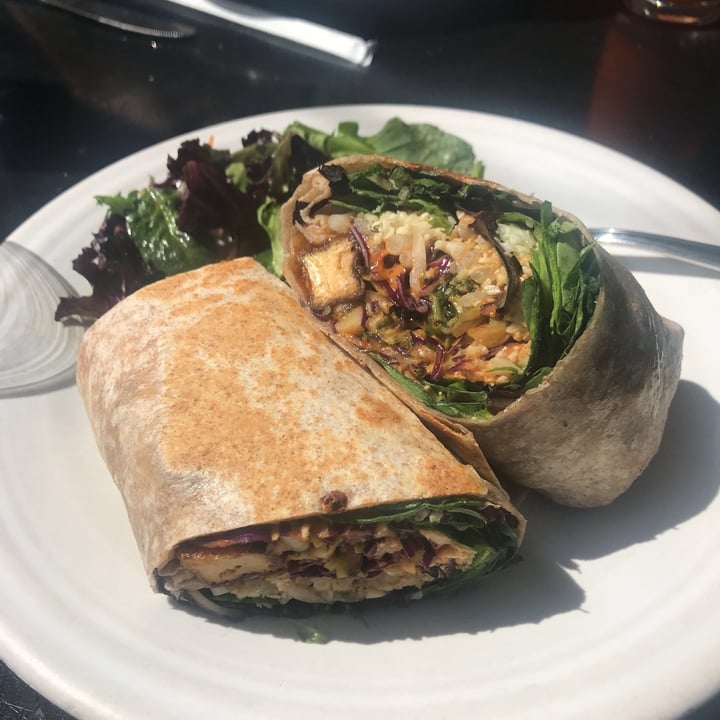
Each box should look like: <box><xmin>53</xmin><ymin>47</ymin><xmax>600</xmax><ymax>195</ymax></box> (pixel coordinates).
<box><xmin>624</xmin><ymin>0</ymin><xmax>720</xmax><ymax>25</ymax></box>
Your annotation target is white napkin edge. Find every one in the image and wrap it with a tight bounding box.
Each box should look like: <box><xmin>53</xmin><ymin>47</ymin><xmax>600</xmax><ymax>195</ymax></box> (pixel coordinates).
<box><xmin>161</xmin><ymin>0</ymin><xmax>376</xmax><ymax>66</ymax></box>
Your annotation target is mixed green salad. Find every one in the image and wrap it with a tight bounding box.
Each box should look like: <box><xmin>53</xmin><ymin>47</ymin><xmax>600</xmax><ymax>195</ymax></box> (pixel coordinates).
<box><xmin>55</xmin><ymin>117</ymin><xmax>484</xmax><ymax>321</ymax></box>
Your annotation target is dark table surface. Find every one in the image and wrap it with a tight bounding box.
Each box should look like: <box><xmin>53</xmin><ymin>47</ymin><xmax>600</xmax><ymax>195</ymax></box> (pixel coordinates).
<box><xmin>1</xmin><ymin>0</ymin><xmax>719</xmax><ymax>718</ymax></box>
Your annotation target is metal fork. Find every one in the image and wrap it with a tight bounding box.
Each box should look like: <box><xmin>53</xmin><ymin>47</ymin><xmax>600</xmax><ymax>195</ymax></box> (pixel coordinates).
<box><xmin>590</xmin><ymin>227</ymin><xmax>720</xmax><ymax>272</ymax></box>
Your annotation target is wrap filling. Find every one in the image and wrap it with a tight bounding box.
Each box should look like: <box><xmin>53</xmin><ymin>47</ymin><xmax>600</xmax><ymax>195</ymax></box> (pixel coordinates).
<box><xmin>289</xmin><ymin>163</ymin><xmax>601</xmax><ymax>417</ymax></box>
<box><xmin>157</xmin><ymin>498</ymin><xmax>519</xmax><ymax>609</ymax></box>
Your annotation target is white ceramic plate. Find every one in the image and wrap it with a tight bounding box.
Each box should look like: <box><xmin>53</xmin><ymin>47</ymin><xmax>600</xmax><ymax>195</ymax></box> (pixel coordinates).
<box><xmin>1</xmin><ymin>105</ymin><xmax>719</xmax><ymax>720</ymax></box>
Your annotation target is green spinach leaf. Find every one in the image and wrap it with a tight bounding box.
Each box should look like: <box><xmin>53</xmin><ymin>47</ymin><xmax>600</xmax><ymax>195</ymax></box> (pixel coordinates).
<box><xmin>513</xmin><ymin>202</ymin><xmax>600</xmax><ymax>378</ymax></box>
<box><xmin>99</xmin><ymin>188</ymin><xmax>217</xmax><ymax>276</ymax></box>
<box><xmin>287</xmin><ymin>117</ymin><xmax>484</xmax><ymax>176</ymax></box>
<box><xmin>371</xmin><ymin>355</ymin><xmax>494</xmax><ymax>419</ymax></box>
<box><xmin>254</xmin><ymin>197</ymin><xmax>284</xmax><ymax>277</ymax></box>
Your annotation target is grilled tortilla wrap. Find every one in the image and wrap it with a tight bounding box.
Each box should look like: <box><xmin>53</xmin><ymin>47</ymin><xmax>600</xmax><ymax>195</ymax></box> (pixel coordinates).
<box><xmin>76</xmin><ymin>257</ymin><xmax>524</xmax><ymax>613</ymax></box>
<box><xmin>280</xmin><ymin>155</ymin><xmax>684</xmax><ymax>508</ymax></box>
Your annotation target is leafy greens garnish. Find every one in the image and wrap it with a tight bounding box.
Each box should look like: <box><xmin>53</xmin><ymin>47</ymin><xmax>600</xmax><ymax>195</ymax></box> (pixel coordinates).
<box><xmin>288</xmin><ymin>117</ymin><xmax>485</xmax><ymax>177</ymax></box>
<box><xmin>97</xmin><ymin>188</ymin><xmax>217</xmax><ymax>276</ymax></box>
<box><xmin>57</xmin><ymin>118</ymin><xmax>484</xmax><ymax>322</ymax></box>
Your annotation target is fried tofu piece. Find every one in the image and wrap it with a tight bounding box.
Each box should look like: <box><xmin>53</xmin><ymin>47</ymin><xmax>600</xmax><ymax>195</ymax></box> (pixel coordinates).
<box><xmin>302</xmin><ymin>239</ymin><xmax>363</xmax><ymax>309</ymax></box>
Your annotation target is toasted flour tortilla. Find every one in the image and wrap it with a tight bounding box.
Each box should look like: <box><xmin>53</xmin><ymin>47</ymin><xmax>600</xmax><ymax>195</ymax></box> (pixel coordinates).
<box><xmin>280</xmin><ymin>155</ymin><xmax>684</xmax><ymax>508</ymax></box>
<box><xmin>76</xmin><ymin>257</ymin><xmax>523</xmax><ymax>611</ymax></box>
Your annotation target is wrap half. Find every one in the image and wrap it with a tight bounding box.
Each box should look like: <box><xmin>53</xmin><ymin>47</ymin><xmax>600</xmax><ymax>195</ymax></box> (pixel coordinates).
<box><xmin>280</xmin><ymin>155</ymin><xmax>684</xmax><ymax>508</ymax></box>
<box><xmin>76</xmin><ymin>257</ymin><xmax>524</xmax><ymax>613</ymax></box>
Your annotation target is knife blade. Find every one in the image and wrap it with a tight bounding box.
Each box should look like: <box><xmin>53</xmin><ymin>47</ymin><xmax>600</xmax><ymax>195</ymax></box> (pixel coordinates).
<box><xmin>37</xmin><ymin>0</ymin><xmax>196</xmax><ymax>38</ymax></box>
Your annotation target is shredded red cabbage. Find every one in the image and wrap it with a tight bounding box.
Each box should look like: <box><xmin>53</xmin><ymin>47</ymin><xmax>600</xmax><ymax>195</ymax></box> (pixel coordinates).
<box><xmin>381</xmin><ymin>278</ymin><xmax>430</xmax><ymax>315</ymax></box>
<box><xmin>427</xmin><ymin>254</ymin><xmax>453</xmax><ymax>273</ymax></box>
<box><xmin>430</xmin><ymin>342</ymin><xmax>445</xmax><ymax>381</ymax></box>
<box><xmin>349</xmin><ymin>222</ymin><xmax>371</xmax><ymax>268</ymax></box>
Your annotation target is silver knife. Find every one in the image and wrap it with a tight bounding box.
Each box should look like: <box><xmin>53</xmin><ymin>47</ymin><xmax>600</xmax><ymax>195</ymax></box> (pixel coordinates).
<box><xmin>37</xmin><ymin>0</ymin><xmax>196</xmax><ymax>39</ymax></box>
